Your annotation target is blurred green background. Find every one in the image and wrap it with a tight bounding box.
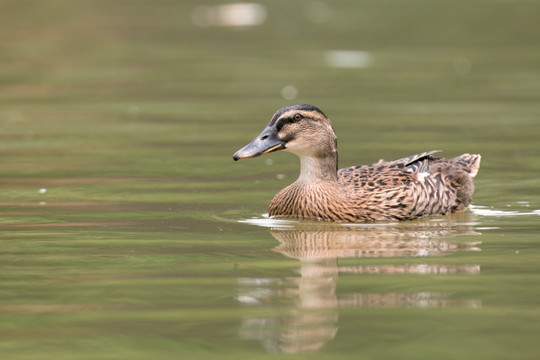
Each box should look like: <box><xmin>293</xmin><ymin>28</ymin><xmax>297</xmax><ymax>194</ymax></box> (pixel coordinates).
<box><xmin>1</xmin><ymin>1</ymin><xmax>540</xmax><ymax>359</ymax></box>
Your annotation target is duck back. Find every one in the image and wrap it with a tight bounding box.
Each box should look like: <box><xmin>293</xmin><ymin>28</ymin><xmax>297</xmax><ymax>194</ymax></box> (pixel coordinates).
<box><xmin>337</xmin><ymin>151</ymin><xmax>481</xmax><ymax>221</ymax></box>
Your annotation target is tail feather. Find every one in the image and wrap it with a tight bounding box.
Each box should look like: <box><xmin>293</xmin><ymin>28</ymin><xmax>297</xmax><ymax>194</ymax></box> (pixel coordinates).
<box><xmin>452</xmin><ymin>154</ymin><xmax>481</xmax><ymax>178</ymax></box>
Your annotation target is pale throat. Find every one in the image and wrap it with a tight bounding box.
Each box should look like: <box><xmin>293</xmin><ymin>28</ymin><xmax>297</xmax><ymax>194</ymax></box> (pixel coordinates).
<box><xmin>296</xmin><ymin>153</ymin><xmax>338</xmax><ymax>184</ymax></box>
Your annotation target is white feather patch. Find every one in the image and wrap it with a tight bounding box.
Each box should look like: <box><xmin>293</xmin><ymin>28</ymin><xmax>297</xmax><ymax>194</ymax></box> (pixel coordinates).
<box><xmin>468</xmin><ymin>168</ymin><xmax>478</xmax><ymax>178</ymax></box>
<box><xmin>415</xmin><ymin>172</ymin><xmax>430</xmax><ymax>181</ymax></box>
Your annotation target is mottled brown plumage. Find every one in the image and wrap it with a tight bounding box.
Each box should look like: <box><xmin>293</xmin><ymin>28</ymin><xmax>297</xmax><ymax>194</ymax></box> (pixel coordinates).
<box><xmin>233</xmin><ymin>104</ymin><xmax>481</xmax><ymax>222</ymax></box>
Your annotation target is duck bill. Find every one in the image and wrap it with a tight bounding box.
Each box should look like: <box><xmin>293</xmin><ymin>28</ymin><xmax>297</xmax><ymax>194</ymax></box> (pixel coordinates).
<box><xmin>233</xmin><ymin>126</ymin><xmax>285</xmax><ymax>161</ymax></box>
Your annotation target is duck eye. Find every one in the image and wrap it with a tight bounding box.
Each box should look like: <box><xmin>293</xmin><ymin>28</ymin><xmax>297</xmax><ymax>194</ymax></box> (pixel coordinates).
<box><xmin>293</xmin><ymin>113</ymin><xmax>302</xmax><ymax>121</ymax></box>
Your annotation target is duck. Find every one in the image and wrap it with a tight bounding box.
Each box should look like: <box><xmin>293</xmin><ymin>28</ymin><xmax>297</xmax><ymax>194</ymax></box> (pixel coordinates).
<box><xmin>233</xmin><ymin>104</ymin><xmax>481</xmax><ymax>222</ymax></box>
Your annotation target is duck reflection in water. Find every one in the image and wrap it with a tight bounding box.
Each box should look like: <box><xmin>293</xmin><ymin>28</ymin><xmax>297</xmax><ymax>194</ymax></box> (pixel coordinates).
<box><xmin>237</xmin><ymin>211</ymin><xmax>481</xmax><ymax>354</ymax></box>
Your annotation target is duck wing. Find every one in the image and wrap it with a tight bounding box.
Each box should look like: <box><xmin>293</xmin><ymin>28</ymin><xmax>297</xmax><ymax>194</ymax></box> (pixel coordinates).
<box><xmin>337</xmin><ymin>150</ymin><xmax>442</xmax><ymax>184</ymax></box>
<box><xmin>337</xmin><ymin>151</ymin><xmax>481</xmax><ymax>220</ymax></box>
<box><xmin>388</xmin><ymin>150</ymin><xmax>441</xmax><ymax>173</ymax></box>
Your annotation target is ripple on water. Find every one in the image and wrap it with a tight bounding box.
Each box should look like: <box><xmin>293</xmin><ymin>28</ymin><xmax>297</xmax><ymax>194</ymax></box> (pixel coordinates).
<box><xmin>239</xmin><ymin>214</ymin><xmax>298</xmax><ymax>229</ymax></box>
<box><xmin>470</xmin><ymin>204</ymin><xmax>540</xmax><ymax>217</ymax></box>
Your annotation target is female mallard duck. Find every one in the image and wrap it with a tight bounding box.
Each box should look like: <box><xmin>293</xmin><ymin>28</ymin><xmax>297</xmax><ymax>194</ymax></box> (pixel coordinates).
<box><xmin>233</xmin><ymin>104</ymin><xmax>481</xmax><ymax>222</ymax></box>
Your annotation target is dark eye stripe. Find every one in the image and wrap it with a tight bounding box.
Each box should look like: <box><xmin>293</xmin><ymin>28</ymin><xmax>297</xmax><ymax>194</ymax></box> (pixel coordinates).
<box><xmin>275</xmin><ymin>117</ymin><xmax>295</xmax><ymax>132</ymax></box>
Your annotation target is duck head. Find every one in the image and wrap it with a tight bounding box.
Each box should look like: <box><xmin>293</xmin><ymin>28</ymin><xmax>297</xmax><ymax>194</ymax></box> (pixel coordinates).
<box><xmin>233</xmin><ymin>104</ymin><xmax>337</xmax><ymax>161</ymax></box>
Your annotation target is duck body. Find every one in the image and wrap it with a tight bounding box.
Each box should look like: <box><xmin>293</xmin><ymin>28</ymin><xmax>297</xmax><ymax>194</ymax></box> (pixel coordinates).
<box><xmin>269</xmin><ymin>150</ymin><xmax>480</xmax><ymax>222</ymax></box>
<box><xmin>233</xmin><ymin>104</ymin><xmax>481</xmax><ymax>222</ymax></box>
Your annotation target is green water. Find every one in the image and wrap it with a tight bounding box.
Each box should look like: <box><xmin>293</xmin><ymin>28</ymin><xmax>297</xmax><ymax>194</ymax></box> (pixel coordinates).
<box><xmin>2</xmin><ymin>1</ymin><xmax>540</xmax><ymax>359</ymax></box>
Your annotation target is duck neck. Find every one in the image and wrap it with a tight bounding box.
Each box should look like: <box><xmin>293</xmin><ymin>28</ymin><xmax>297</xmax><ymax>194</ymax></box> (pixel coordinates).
<box><xmin>297</xmin><ymin>151</ymin><xmax>339</xmax><ymax>184</ymax></box>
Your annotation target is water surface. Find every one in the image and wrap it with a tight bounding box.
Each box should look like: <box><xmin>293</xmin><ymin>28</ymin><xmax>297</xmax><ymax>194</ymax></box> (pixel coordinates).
<box><xmin>1</xmin><ymin>1</ymin><xmax>540</xmax><ymax>359</ymax></box>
